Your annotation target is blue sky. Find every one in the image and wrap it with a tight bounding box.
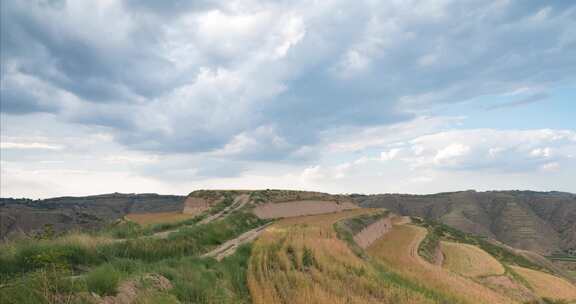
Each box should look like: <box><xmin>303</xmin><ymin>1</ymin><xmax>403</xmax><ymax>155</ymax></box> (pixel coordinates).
<box><xmin>1</xmin><ymin>0</ymin><xmax>575</xmax><ymax>198</ymax></box>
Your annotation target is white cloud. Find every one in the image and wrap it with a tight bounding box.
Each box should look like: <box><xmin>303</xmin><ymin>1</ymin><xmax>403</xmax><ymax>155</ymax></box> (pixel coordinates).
<box><xmin>433</xmin><ymin>144</ymin><xmax>471</xmax><ymax>166</ymax></box>
<box><xmin>1</xmin><ymin>142</ymin><xmax>64</xmax><ymax>150</ymax></box>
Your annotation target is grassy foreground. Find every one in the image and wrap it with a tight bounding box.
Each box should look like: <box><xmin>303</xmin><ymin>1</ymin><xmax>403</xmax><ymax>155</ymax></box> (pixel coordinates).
<box><xmin>0</xmin><ymin>210</ymin><xmax>265</xmax><ymax>304</ymax></box>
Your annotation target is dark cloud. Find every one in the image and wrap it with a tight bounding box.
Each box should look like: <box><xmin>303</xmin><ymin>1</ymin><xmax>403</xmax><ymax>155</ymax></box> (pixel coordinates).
<box><xmin>0</xmin><ymin>85</ymin><xmax>60</xmax><ymax>114</ymax></box>
<box><xmin>1</xmin><ymin>0</ymin><xmax>180</xmax><ymax>106</ymax></box>
<box><xmin>1</xmin><ymin>0</ymin><xmax>575</xmax><ymax>166</ymax></box>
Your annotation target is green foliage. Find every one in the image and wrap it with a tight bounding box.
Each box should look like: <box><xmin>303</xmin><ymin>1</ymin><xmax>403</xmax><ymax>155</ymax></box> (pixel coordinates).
<box><xmin>541</xmin><ymin>298</ymin><xmax>570</xmax><ymax>304</ymax></box>
<box><xmin>157</xmin><ymin>244</ymin><xmax>254</xmax><ymax>304</ymax></box>
<box><xmin>302</xmin><ymin>247</ymin><xmax>316</xmax><ymax>269</ymax></box>
<box><xmin>0</xmin><ymin>211</ymin><xmax>265</xmax><ymax>280</ymax></box>
<box><xmin>418</xmin><ymin>228</ymin><xmax>440</xmax><ymax>264</ymax></box>
<box><xmin>0</xmin><ymin>268</ymin><xmax>88</xmax><ymax>304</ymax></box>
<box><xmin>85</xmin><ymin>264</ymin><xmax>123</xmax><ymax>296</ymax></box>
<box><xmin>103</xmin><ymin>220</ymin><xmax>143</xmax><ymax>238</ymax></box>
<box><xmin>415</xmin><ymin>219</ymin><xmax>544</xmax><ymax>271</ymax></box>
<box><xmin>339</xmin><ymin>210</ymin><xmax>390</xmax><ymax>235</ymax></box>
<box><xmin>0</xmin><ymin>241</ymin><xmax>99</xmax><ymax>279</ymax></box>
<box><xmin>207</xmin><ymin>193</ymin><xmax>235</xmax><ymax>215</ymax></box>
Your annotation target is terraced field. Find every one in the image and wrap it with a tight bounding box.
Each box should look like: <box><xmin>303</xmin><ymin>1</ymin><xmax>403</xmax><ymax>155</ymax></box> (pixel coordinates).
<box><xmin>510</xmin><ymin>265</ymin><xmax>576</xmax><ymax>301</ymax></box>
<box><xmin>366</xmin><ymin>223</ymin><xmax>514</xmax><ymax>304</ymax></box>
<box><xmin>440</xmin><ymin>241</ymin><xmax>505</xmax><ymax>277</ymax></box>
<box><xmin>247</xmin><ymin>209</ymin><xmax>441</xmax><ymax>304</ymax></box>
<box><xmin>3</xmin><ymin>190</ymin><xmax>576</xmax><ymax>304</ymax></box>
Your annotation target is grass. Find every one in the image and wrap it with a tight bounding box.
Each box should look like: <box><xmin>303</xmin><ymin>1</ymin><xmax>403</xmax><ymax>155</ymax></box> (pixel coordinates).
<box><xmin>337</xmin><ymin>210</ymin><xmax>389</xmax><ymax>235</ymax></box>
<box><xmin>510</xmin><ymin>265</ymin><xmax>576</xmax><ymax>301</ymax></box>
<box><xmin>0</xmin><ymin>245</ymin><xmax>255</xmax><ymax>304</ymax></box>
<box><xmin>0</xmin><ymin>267</ymin><xmax>89</xmax><ymax>304</ymax></box>
<box><xmin>440</xmin><ymin>241</ymin><xmax>505</xmax><ymax>277</ymax></box>
<box><xmin>158</xmin><ymin>244</ymin><xmax>254</xmax><ymax>303</ymax></box>
<box><xmin>0</xmin><ymin>211</ymin><xmax>266</xmax><ymax>281</ymax></box>
<box><xmin>415</xmin><ymin>218</ymin><xmax>544</xmax><ymax>271</ymax></box>
<box><xmin>0</xmin><ymin>205</ymin><xmax>264</xmax><ymax>304</ymax></box>
<box><xmin>247</xmin><ymin>209</ymin><xmax>452</xmax><ymax>304</ymax></box>
<box><xmin>102</xmin><ymin>210</ymin><xmax>210</xmax><ymax>239</ymax></box>
<box><xmin>126</xmin><ymin>212</ymin><xmax>198</xmax><ymax>226</ymax></box>
<box><xmin>85</xmin><ymin>264</ymin><xmax>123</xmax><ymax>296</ymax></box>
<box><xmin>366</xmin><ymin>224</ymin><xmax>512</xmax><ymax>304</ymax></box>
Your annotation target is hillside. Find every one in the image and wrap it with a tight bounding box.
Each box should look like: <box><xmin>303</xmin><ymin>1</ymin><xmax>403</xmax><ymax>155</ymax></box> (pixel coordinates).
<box><xmin>354</xmin><ymin>190</ymin><xmax>576</xmax><ymax>255</ymax></box>
<box><xmin>0</xmin><ymin>193</ymin><xmax>184</xmax><ymax>240</ymax></box>
<box><xmin>1</xmin><ymin>189</ymin><xmax>574</xmax><ymax>304</ymax></box>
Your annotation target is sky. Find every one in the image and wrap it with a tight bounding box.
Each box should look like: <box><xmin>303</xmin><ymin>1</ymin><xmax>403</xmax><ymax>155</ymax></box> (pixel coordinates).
<box><xmin>1</xmin><ymin>0</ymin><xmax>575</xmax><ymax>198</ymax></box>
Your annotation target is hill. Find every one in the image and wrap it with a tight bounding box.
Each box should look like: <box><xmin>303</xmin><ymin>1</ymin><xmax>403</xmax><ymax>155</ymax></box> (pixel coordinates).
<box><xmin>1</xmin><ymin>189</ymin><xmax>574</xmax><ymax>303</ymax></box>
<box><xmin>0</xmin><ymin>193</ymin><xmax>184</xmax><ymax>240</ymax></box>
<box><xmin>354</xmin><ymin>190</ymin><xmax>576</xmax><ymax>255</ymax></box>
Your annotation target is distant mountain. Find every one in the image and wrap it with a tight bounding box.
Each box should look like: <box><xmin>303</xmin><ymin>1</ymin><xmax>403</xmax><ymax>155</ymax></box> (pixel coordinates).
<box><xmin>0</xmin><ymin>193</ymin><xmax>184</xmax><ymax>239</ymax></box>
<box><xmin>353</xmin><ymin>190</ymin><xmax>576</xmax><ymax>255</ymax></box>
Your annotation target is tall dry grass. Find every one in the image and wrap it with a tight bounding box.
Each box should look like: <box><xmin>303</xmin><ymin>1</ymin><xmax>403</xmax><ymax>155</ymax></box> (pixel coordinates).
<box><xmin>366</xmin><ymin>224</ymin><xmax>516</xmax><ymax>304</ymax></box>
<box><xmin>510</xmin><ymin>265</ymin><xmax>576</xmax><ymax>301</ymax></box>
<box><xmin>247</xmin><ymin>209</ymin><xmax>440</xmax><ymax>304</ymax></box>
<box><xmin>440</xmin><ymin>241</ymin><xmax>505</xmax><ymax>277</ymax></box>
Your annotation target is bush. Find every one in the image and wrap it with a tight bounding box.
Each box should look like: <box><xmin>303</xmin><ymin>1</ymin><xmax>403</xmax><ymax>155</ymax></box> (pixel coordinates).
<box><xmin>0</xmin><ymin>268</ymin><xmax>87</xmax><ymax>304</ymax></box>
<box><xmin>85</xmin><ymin>264</ymin><xmax>122</xmax><ymax>296</ymax></box>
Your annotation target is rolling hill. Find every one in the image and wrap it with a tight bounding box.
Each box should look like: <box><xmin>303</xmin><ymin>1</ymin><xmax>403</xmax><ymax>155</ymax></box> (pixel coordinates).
<box><xmin>1</xmin><ymin>190</ymin><xmax>575</xmax><ymax>303</ymax></box>
<box><xmin>354</xmin><ymin>190</ymin><xmax>576</xmax><ymax>255</ymax></box>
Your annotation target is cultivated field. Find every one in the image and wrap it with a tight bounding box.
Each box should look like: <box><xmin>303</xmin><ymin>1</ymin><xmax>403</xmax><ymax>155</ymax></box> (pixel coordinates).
<box><xmin>126</xmin><ymin>212</ymin><xmax>196</xmax><ymax>226</ymax></box>
<box><xmin>252</xmin><ymin>200</ymin><xmax>358</xmax><ymax>219</ymax></box>
<box><xmin>440</xmin><ymin>241</ymin><xmax>505</xmax><ymax>277</ymax></box>
<box><xmin>366</xmin><ymin>224</ymin><xmax>514</xmax><ymax>304</ymax></box>
<box><xmin>510</xmin><ymin>265</ymin><xmax>576</xmax><ymax>301</ymax></box>
<box><xmin>247</xmin><ymin>209</ymin><xmax>439</xmax><ymax>304</ymax></box>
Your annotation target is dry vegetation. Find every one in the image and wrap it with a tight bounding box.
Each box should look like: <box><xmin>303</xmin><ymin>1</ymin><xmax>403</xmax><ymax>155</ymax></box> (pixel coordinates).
<box><xmin>126</xmin><ymin>212</ymin><xmax>197</xmax><ymax>226</ymax></box>
<box><xmin>252</xmin><ymin>200</ymin><xmax>358</xmax><ymax>219</ymax></box>
<box><xmin>440</xmin><ymin>241</ymin><xmax>505</xmax><ymax>277</ymax></box>
<box><xmin>510</xmin><ymin>265</ymin><xmax>576</xmax><ymax>301</ymax></box>
<box><xmin>247</xmin><ymin>209</ymin><xmax>441</xmax><ymax>304</ymax></box>
<box><xmin>366</xmin><ymin>224</ymin><xmax>515</xmax><ymax>304</ymax></box>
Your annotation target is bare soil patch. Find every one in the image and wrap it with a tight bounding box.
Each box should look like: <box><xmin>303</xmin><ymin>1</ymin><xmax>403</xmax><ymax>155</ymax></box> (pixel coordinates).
<box><xmin>253</xmin><ymin>200</ymin><xmax>358</xmax><ymax>219</ymax></box>
<box><xmin>353</xmin><ymin>216</ymin><xmax>392</xmax><ymax>249</ymax></box>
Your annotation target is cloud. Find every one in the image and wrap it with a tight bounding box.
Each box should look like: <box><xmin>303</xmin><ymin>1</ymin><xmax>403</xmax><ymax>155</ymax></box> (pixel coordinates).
<box><xmin>485</xmin><ymin>92</ymin><xmax>549</xmax><ymax>110</ymax></box>
<box><xmin>1</xmin><ymin>142</ymin><xmax>63</xmax><ymax>150</ymax></box>
<box><xmin>370</xmin><ymin>129</ymin><xmax>576</xmax><ymax>172</ymax></box>
<box><xmin>1</xmin><ymin>1</ymin><xmax>575</xmax><ymax>198</ymax></box>
<box><xmin>2</xmin><ymin>0</ymin><xmax>575</xmax><ymax>162</ymax></box>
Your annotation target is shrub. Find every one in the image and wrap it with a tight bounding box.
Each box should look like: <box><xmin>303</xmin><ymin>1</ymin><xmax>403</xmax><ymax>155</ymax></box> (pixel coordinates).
<box><xmin>85</xmin><ymin>264</ymin><xmax>122</xmax><ymax>296</ymax></box>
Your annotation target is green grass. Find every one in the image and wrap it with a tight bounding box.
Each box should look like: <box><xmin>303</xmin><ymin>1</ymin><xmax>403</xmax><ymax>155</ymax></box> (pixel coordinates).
<box><xmin>102</xmin><ymin>212</ymin><xmax>209</xmax><ymax>239</ymax></box>
<box><xmin>0</xmin><ymin>211</ymin><xmax>267</xmax><ymax>281</ymax></box>
<box><xmin>0</xmin><ymin>268</ymin><xmax>89</xmax><ymax>304</ymax></box>
<box><xmin>338</xmin><ymin>210</ymin><xmax>389</xmax><ymax>235</ymax></box>
<box><xmin>159</xmin><ymin>244</ymin><xmax>254</xmax><ymax>304</ymax></box>
<box><xmin>85</xmin><ymin>264</ymin><xmax>123</xmax><ymax>296</ymax></box>
<box><xmin>414</xmin><ymin>218</ymin><xmax>545</xmax><ymax>271</ymax></box>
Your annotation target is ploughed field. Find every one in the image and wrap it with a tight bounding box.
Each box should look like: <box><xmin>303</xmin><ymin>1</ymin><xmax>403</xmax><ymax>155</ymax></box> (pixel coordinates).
<box><xmin>1</xmin><ymin>190</ymin><xmax>575</xmax><ymax>304</ymax></box>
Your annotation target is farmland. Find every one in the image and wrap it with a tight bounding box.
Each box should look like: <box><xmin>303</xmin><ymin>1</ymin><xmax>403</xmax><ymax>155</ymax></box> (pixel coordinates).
<box><xmin>440</xmin><ymin>241</ymin><xmax>505</xmax><ymax>277</ymax></box>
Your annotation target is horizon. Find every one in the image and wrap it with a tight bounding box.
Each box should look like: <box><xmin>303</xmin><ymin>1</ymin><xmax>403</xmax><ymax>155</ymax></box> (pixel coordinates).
<box><xmin>2</xmin><ymin>188</ymin><xmax>575</xmax><ymax>201</ymax></box>
<box><xmin>1</xmin><ymin>1</ymin><xmax>575</xmax><ymax>198</ymax></box>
